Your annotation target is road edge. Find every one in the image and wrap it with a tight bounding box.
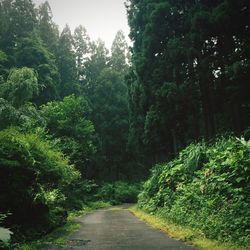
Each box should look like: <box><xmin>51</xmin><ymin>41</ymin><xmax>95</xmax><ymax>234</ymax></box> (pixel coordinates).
<box><xmin>129</xmin><ymin>206</ymin><xmax>249</xmax><ymax>250</ymax></box>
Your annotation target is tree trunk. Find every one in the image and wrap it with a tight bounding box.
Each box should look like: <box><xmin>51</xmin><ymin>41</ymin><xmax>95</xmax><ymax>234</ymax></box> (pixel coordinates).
<box><xmin>198</xmin><ymin>57</ymin><xmax>215</xmax><ymax>138</ymax></box>
<box><xmin>171</xmin><ymin>129</ymin><xmax>178</xmax><ymax>155</ymax></box>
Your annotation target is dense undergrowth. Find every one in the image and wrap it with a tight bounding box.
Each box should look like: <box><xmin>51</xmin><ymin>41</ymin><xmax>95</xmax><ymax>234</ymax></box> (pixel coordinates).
<box><xmin>138</xmin><ymin>136</ymin><xmax>250</xmax><ymax>246</ymax></box>
<box><xmin>0</xmin><ymin>127</ymin><xmax>80</xmax><ymax>245</ymax></box>
<box><xmin>96</xmin><ymin>181</ymin><xmax>141</xmax><ymax>205</ymax></box>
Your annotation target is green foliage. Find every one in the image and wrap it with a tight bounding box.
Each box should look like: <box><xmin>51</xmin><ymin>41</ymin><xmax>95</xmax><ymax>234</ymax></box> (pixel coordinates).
<box><xmin>41</xmin><ymin>95</ymin><xmax>93</xmax><ymax>139</ymax></box>
<box><xmin>0</xmin><ymin>213</ymin><xmax>13</xmax><ymax>248</ymax></box>
<box><xmin>14</xmin><ymin>31</ymin><xmax>60</xmax><ymax>104</ymax></box>
<box><xmin>0</xmin><ymin>0</ymin><xmax>37</xmax><ymax>51</ymax></box>
<box><xmin>0</xmin><ymin>50</ymin><xmax>7</xmax><ymax>63</ymax></box>
<box><xmin>18</xmin><ymin>103</ymin><xmax>46</xmax><ymax>132</ymax></box>
<box><xmin>41</xmin><ymin>95</ymin><xmax>96</xmax><ymax>174</ymax></box>
<box><xmin>110</xmin><ymin>30</ymin><xmax>130</xmax><ymax>72</ymax></box>
<box><xmin>0</xmin><ymin>98</ymin><xmax>46</xmax><ymax>133</ymax></box>
<box><xmin>0</xmin><ymin>0</ymin><xmax>132</xmax><ymax>246</ymax></box>
<box><xmin>0</xmin><ymin>50</ymin><xmax>7</xmax><ymax>76</ymax></box>
<box><xmin>37</xmin><ymin>1</ymin><xmax>59</xmax><ymax>54</ymax></box>
<box><xmin>0</xmin><ymin>98</ymin><xmax>21</xmax><ymax>130</ymax></box>
<box><xmin>0</xmin><ymin>67</ymin><xmax>38</xmax><ymax>107</ymax></box>
<box><xmin>82</xmin><ymin>36</ymin><xmax>129</xmax><ymax>180</ymax></box>
<box><xmin>0</xmin><ymin>227</ymin><xmax>12</xmax><ymax>249</ymax></box>
<box><xmin>0</xmin><ymin>128</ymin><xmax>80</xmax><ymax>240</ymax></box>
<box><xmin>126</xmin><ymin>0</ymin><xmax>250</xmax><ymax>168</ymax></box>
<box><xmin>73</xmin><ymin>25</ymin><xmax>90</xmax><ymax>81</ymax></box>
<box><xmin>63</xmin><ymin>180</ymin><xmax>97</xmax><ymax>210</ymax></box>
<box><xmin>96</xmin><ymin>182</ymin><xmax>141</xmax><ymax>205</ymax></box>
<box><xmin>56</xmin><ymin>25</ymin><xmax>78</xmax><ymax>97</ymax></box>
<box><xmin>138</xmin><ymin>137</ymin><xmax>250</xmax><ymax>245</ymax></box>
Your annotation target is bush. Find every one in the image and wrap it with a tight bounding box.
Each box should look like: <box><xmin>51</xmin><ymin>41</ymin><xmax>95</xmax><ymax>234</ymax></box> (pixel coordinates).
<box><xmin>138</xmin><ymin>136</ymin><xmax>250</xmax><ymax>245</ymax></box>
<box><xmin>0</xmin><ymin>128</ymin><xmax>80</xmax><ymax>240</ymax></box>
<box><xmin>63</xmin><ymin>179</ymin><xmax>97</xmax><ymax>210</ymax></box>
<box><xmin>0</xmin><ymin>213</ymin><xmax>12</xmax><ymax>249</ymax></box>
<box><xmin>96</xmin><ymin>181</ymin><xmax>141</xmax><ymax>205</ymax></box>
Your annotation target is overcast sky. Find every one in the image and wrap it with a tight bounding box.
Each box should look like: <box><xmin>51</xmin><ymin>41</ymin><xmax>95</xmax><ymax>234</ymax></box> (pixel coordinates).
<box><xmin>33</xmin><ymin>0</ymin><xmax>131</xmax><ymax>49</ymax></box>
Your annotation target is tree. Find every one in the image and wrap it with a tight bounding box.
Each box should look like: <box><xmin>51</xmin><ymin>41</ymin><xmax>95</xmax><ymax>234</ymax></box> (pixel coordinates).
<box><xmin>56</xmin><ymin>25</ymin><xmax>78</xmax><ymax>97</ymax></box>
<box><xmin>0</xmin><ymin>0</ymin><xmax>37</xmax><ymax>53</ymax></box>
<box><xmin>0</xmin><ymin>67</ymin><xmax>38</xmax><ymax>107</ymax></box>
<box><xmin>82</xmin><ymin>37</ymin><xmax>130</xmax><ymax>180</ymax></box>
<box><xmin>14</xmin><ymin>30</ymin><xmax>60</xmax><ymax>104</ymax></box>
<box><xmin>0</xmin><ymin>50</ymin><xmax>7</xmax><ymax>78</ymax></box>
<box><xmin>41</xmin><ymin>95</ymin><xmax>96</xmax><ymax>176</ymax></box>
<box><xmin>84</xmin><ymin>39</ymin><xmax>109</xmax><ymax>87</ymax></box>
<box><xmin>73</xmin><ymin>25</ymin><xmax>90</xmax><ymax>82</ymax></box>
<box><xmin>0</xmin><ymin>98</ymin><xmax>21</xmax><ymax>130</ymax></box>
<box><xmin>37</xmin><ymin>0</ymin><xmax>59</xmax><ymax>53</ymax></box>
<box><xmin>110</xmin><ymin>30</ymin><xmax>130</xmax><ymax>72</ymax></box>
<box><xmin>126</xmin><ymin>0</ymin><xmax>250</xmax><ymax>169</ymax></box>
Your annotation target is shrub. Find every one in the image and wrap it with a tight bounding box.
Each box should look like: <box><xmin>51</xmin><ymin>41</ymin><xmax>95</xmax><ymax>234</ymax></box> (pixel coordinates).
<box><xmin>0</xmin><ymin>128</ymin><xmax>80</xmax><ymax>240</ymax></box>
<box><xmin>0</xmin><ymin>213</ymin><xmax>12</xmax><ymax>248</ymax></box>
<box><xmin>138</xmin><ymin>136</ymin><xmax>250</xmax><ymax>245</ymax></box>
<box><xmin>96</xmin><ymin>181</ymin><xmax>141</xmax><ymax>205</ymax></box>
<box><xmin>63</xmin><ymin>179</ymin><xmax>97</xmax><ymax>210</ymax></box>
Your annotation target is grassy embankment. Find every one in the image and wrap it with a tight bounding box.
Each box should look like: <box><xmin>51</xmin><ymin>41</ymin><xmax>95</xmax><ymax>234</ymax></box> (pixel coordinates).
<box><xmin>131</xmin><ymin>136</ymin><xmax>250</xmax><ymax>250</ymax></box>
<box><xmin>130</xmin><ymin>206</ymin><xmax>250</xmax><ymax>250</ymax></box>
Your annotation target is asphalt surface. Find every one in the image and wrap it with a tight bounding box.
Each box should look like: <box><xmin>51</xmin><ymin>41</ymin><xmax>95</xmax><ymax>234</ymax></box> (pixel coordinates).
<box><xmin>55</xmin><ymin>205</ymin><xmax>196</xmax><ymax>250</ymax></box>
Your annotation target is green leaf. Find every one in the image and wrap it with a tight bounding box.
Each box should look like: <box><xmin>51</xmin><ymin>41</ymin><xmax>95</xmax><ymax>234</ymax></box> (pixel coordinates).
<box><xmin>0</xmin><ymin>227</ymin><xmax>13</xmax><ymax>243</ymax></box>
<box><xmin>236</xmin><ymin>177</ymin><xmax>245</xmax><ymax>183</ymax></box>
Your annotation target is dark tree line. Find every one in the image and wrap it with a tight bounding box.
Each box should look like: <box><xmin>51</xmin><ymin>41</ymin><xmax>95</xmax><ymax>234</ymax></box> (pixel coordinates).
<box><xmin>125</xmin><ymin>0</ymin><xmax>250</xmax><ymax>170</ymax></box>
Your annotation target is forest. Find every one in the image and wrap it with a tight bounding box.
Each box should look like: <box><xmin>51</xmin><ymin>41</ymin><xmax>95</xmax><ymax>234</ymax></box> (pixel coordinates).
<box><xmin>0</xmin><ymin>0</ymin><xmax>249</xmax><ymax>249</ymax></box>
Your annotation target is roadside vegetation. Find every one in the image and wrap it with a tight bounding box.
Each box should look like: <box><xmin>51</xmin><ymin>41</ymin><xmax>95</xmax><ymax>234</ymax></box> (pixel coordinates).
<box><xmin>130</xmin><ymin>207</ymin><xmax>249</xmax><ymax>250</ymax></box>
<box><xmin>136</xmin><ymin>136</ymin><xmax>250</xmax><ymax>248</ymax></box>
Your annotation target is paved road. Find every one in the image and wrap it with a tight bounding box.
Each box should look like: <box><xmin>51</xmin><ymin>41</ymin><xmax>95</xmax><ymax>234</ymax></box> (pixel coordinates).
<box><xmin>59</xmin><ymin>205</ymin><xmax>196</xmax><ymax>250</ymax></box>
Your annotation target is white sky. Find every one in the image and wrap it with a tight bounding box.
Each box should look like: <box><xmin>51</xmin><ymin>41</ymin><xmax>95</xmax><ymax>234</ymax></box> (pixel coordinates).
<box><xmin>33</xmin><ymin>0</ymin><xmax>131</xmax><ymax>49</ymax></box>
